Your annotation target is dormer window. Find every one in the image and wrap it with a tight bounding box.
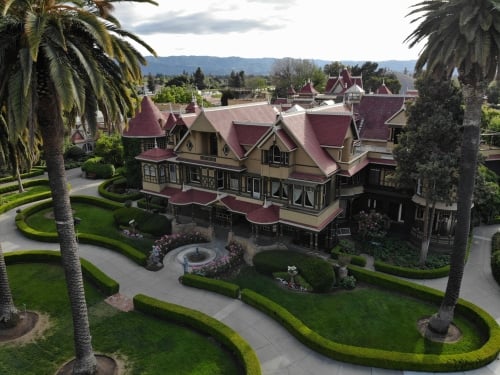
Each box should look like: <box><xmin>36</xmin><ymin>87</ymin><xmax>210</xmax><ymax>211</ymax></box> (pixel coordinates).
<box><xmin>271</xmin><ymin>144</ymin><xmax>281</xmax><ymax>164</ymax></box>
<box><xmin>263</xmin><ymin>145</ymin><xmax>289</xmax><ymax>166</ymax></box>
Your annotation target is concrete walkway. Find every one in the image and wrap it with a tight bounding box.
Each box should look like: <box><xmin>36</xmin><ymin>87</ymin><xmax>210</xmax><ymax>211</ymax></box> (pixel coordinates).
<box><xmin>2</xmin><ymin>168</ymin><xmax>500</xmax><ymax>375</ymax></box>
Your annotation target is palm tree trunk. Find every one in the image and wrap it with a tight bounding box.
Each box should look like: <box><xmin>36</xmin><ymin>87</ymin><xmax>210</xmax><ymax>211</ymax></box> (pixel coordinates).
<box><xmin>8</xmin><ymin>143</ymin><xmax>24</xmax><ymax>193</ymax></box>
<box><xmin>38</xmin><ymin>97</ymin><xmax>96</xmax><ymax>374</ymax></box>
<box><xmin>0</xmin><ymin>244</ymin><xmax>20</xmax><ymax>328</ymax></box>
<box><xmin>427</xmin><ymin>83</ymin><xmax>485</xmax><ymax>334</ymax></box>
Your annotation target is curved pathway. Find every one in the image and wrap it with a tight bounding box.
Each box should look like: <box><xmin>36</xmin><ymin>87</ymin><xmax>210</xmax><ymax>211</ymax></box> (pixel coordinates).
<box><xmin>2</xmin><ymin>168</ymin><xmax>499</xmax><ymax>375</ymax></box>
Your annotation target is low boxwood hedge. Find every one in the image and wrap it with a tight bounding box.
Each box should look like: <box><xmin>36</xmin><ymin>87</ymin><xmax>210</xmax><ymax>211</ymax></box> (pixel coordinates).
<box><xmin>98</xmin><ymin>177</ymin><xmax>143</xmax><ymax>202</ymax></box>
<box><xmin>133</xmin><ymin>294</ymin><xmax>261</xmax><ymax>375</ymax></box>
<box><xmin>0</xmin><ymin>169</ymin><xmax>44</xmax><ymax>184</ymax></box>
<box><xmin>4</xmin><ymin>250</ymin><xmax>119</xmax><ymax>296</ymax></box>
<box><xmin>81</xmin><ymin>157</ymin><xmax>115</xmax><ymax>179</ymax></box>
<box><xmin>15</xmin><ymin>197</ymin><xmax>147</xmax><ymax>266</ymax></box>
<box><xmin>113</xmin><ymin>206</ymin><xmax>171</xmax><ymax>237</ymax></box>
<box><xmin>373</xmin><ymin>260</ymin><xmax>450</xmax><ymax>279</ymax></box>
<box><xmin>330</xmin><ymin>246</ymin><xmax>367</xmax><ymax>267</ymax></box>
<box><xmin>180</xmin><ymin>274</ymin><xmax>240</xmax><ymax>299</ymax></box>
<box><xmin>240</xmin><ymin>273</ymin><xmax>500</xmax><ymax>372</ymax></box>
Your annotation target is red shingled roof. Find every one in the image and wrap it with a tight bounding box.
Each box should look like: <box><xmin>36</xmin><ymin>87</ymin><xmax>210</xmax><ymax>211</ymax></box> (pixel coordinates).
<box><xmin>357</xmin><ymin>95</ymin><xmax>405</xmax><ymax>141</ymax></box>
<box><xmin>136</xmin><ymin>148</ymin><xmax>176</xmax><ymax>162</ymax></box>
<box><xmin>169</xmin><ymin>189</ymin><xmax>218</xmax><ymax>206</ymax></box>
<box><xmin>299</xmin><ymin>81</ymin><xmax>319</xmax><ymax>96</ymax></box>
<box><xmin>247</xmin><ymin>204</ymin><xmax>280</xmax><ymax>225</ymax></box>
<box><xmin>234</xmin><ymin>124</ymin><xmax>269</xmax><ymax>146</ymax></box>
<box><xmin>123</xmin><ymin>96</ymin><xmax>166</xmax><ymax>138</ymax></box>
<box><xmin>275</xmin><ymin>128</ymin><xmax>297</xmax><ymax>151</ymax></box>
<box><xmin>200</xmin><ymin>103</ymin><xmax>278</xmax><ymax>159</ymax></box>
<box><xmin>281</xmin><ymin>112</ymin><xmax>339</xmax><ymax>176</ymax></box>
<box><xmin>220</xmin><ymin>196</ymin><xmax>260</xmax><ymax>215</ymax></box>
<box><xmin>308</xmin><ymin>113</ymin><xmax>353</xmax><ymax>148</ymax></box>
<box><xmin>376</xmin><ymin>83</ymin><xmax>393</xmax><ymax>95</ymax></box>
<box><xmin>325</xmin><ymin>68</ymin><xmax>363</xmax><ymax>94</ymax></box>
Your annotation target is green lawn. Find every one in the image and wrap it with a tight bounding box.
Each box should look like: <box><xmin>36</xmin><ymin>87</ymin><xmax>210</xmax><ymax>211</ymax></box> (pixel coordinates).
<box><xmin>0</xmin><ymin>185</ymin><xmax>50</xmax><ymax>205</ymax></box>
<box><xmin>2</xmin><ymin>263</ymin><xmax>241</xmax><ymax>375</ymax></box>
<box><xmin>227</xmin><ymin>266</ymin><xmax>485</xmax><ymax>354</ymax></box>
<box><xmin>25</xmin><ymin>203</ymin><xmax>155</xmax><ymax>254</ymax></box>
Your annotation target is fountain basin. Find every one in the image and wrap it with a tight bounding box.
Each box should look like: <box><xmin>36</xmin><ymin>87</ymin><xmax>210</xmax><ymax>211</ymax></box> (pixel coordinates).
<box><xmin>176</xmin><ymin>246</ymin><xmax>217</xmax><ymax>266</ymax></box>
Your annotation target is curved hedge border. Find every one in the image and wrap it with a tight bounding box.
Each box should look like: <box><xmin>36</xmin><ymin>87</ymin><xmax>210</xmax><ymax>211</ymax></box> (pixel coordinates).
<box><xmin>373</xmin><ymin>260</ymin><xmax>450</xmax><ymax>279</ymax></box>
<box><xmin>4</xmin><ymin>250</ymin><xmax>119</xmax><ymax>296</ymax></box>
<box><xmin>98</xmin><ymin>176</ymin><xmax>143</xmax><ymax>202</ymax></box>
<box><xmin>15</xmin><ymin>195</ymin><xmax>147</xmax><ymax>266</ymax></box>
<box><xmin>240</xmin><ymin>266</ymin><xmax>500</xmax><ymax>372</ymax></box>
<box><xmin>133</xmin><ymin>294</ymin><xmax>261</xmax><ymax>375</ymax></box>
<box><xmin>0</xmin><ymin>179</ymin><xmax>53</xmax><ymax>215</ymax></box>
<box><xmin>180</xmin><ymin>274</ymin><xmax>240</xmax><ymax>299</ymax></box>
<box><xmin>0</xmin><ymin>168</ymin><xmax>44</xmax><ymax>184</ymax></box>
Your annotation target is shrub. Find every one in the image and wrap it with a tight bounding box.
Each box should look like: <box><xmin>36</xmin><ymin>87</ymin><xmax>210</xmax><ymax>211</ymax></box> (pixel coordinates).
<box><xmin>491</xmin><ymin>251</ymin><xmax>500</xmax><ymax>285</ymax></box>
<box><xmin>191</xmin><ymin>241</ymin><xmax>245</xmax><ymax>277</ymax></box>
<box><xmin>64</xmin><ymin>145</ymin><xmax>87</xmax><ymax>161</ymax></box>
<box><xmin>339</xmin><ymin>275</ymin><xmax>356</xmax><ymax>290</ymax></box>
<box><xmin>113</xmin><ymin>206</ymin><xmax>171</xmax><ymax>237</ymax></box>
<box><xmin>253</xmin><ymin>250</ymin><xmax>334</xmax><ymax>293</ymax></box>
<box><xmin>81</xmin><ymin>156</ymin><xmax>115</xmax><ymax>179</ymax></box>
<box><xmin>154</xmin><ymin>232</ymin><xmax>209</xmax><ymax>257</ymax></box>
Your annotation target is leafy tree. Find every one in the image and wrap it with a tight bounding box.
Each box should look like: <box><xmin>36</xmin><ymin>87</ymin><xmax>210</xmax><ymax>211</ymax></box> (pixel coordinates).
<box><xmin>246</xmin><ymin>76</ymin><xmax>268</xmax><ymax>91</ymax></box>
<box><xmin>393</xmin><ymin>76</ymin><xmax>463</xmax><ymax>264</ymax></box>
<box><xmin>94</xmin><ymin>133</ymin><xmax>124</xmax><ymax>166</ymax></box>
<box><xmin>351</xmin><ymin>61</ymin><xmax>401</xmax><ymax>94</ymax></box>
<box><xmin>229</xmin><ymin>70</ymin><xmax>245</xmax><ymax>88</ymax></box>
<box><xmin>153</xmin><ymin>85</ymin><xmax>204</xmax><ymax>105</ymax></box>
<box><xmin>166</xmin><ymin>74</ymin><xmax>191</xmax><ymax>87</ymax></box>
<box><xmin>0</xmin><ymin>1</ymin><xmax>157</xmax><ymax>373</ymax></box>
<box><xmin>270</xmin><ymin>58</ymin><xmax>327</xmax><ymax>98</ymax></box>
<box><xmin>323</xmin><ymin>61</ymin><xmax>345</xmax><ymax>76</ymax></box>
<box><xmin>474</xmin><ymin>164</ymin><xmax>500</xmax><ymax>224</ymax></box>
<box><xmin>147</xmin><ymin>73</ymin><xmax>155</xmax><ymax>93</ymax></box>
<box><xmin>193</xmin><ymin>67</ymin><xmax>206</xmax><ymax>90</ymax></box>
<box><xmin>406</xmin><ymin>0</ymin><xmax>500</xmax><ymax>334</ymax></box>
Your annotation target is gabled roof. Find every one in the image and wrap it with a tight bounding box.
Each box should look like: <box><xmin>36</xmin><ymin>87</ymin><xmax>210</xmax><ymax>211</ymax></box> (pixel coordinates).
<box><xmin>281</xmin><ymin>112</ymin><xmax>339</xmax><ymax>176</ymax></box>
<box><xmin>186</xmin><ymin>102</ymin><xmax>278</xmax><ymax>159</ymax></box>
<box><xmin>298</xmin><ymin>80</ymin><xmax>319</xmax><ymax>96</ymax></box>
<box><xmin>308</xmin><ymin>113</ymin><xmax>356</xmax><ymax>148</ymax></box>
<box><xmin>356</xmin><ymin>95</ymin><xmax>405</xmax><ymax>141</ymax></box>
<box><xmin>325</xmin><ymin>68</ymin><xmax>363</xmax><ymax>95</ymax></box>
<box><xmin>376</xmin><ymin>83</ymin><xmax>392</xmax><ymax>95</ymax></box>
<box><xmin>122</xmin><ymin>96</ymin><xmax>165</xmax><ymax>138</ymax></box>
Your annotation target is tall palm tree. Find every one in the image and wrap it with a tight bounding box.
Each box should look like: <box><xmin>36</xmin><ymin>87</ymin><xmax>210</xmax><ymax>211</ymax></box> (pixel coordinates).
<box><xmin>0</xmin><ymin>1</ymin><xmax>157</xmax><ymax>373</ymax></box>
<box><xmin>0</xmin><ymin>243</ymin><xmax>19</xmax><ymax>329</ymax></box>
<box><xmin>406</xmin><ymin>0</ymin><xmax>500</xmax><ymax>334</ymax></box>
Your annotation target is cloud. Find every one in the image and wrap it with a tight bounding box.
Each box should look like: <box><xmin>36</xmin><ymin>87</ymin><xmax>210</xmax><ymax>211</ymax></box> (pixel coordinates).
<box><xmin>127</xmin><ymin>11</ymin><xmax>283</xmax><ymax>35</ymax></box>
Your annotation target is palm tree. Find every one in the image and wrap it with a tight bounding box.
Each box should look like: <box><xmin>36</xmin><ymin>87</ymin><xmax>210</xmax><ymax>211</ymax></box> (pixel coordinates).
<box><xmin>405</xmin><ymin>0</ymin><xmax>500</xmax><ymax>334</ymax></box>
<box><xmin>0</xmin><ymin>243</ymin><xmax>19</xmax><ymax>329</ymax></box>
<box><xmin>0</xmin><ymin>1</ymin><xmax>157</xmax><ymax>373</ymax></box>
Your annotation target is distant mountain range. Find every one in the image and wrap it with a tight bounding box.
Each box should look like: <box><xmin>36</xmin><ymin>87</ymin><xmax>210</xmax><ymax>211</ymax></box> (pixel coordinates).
<box><xmin>142</xmin><ymin>55</ymin><xmax>417</xmax><ymax>76</ymax></box>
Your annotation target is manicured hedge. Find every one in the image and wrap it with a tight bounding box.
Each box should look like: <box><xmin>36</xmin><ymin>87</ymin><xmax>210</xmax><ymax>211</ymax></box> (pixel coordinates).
<box><xmin>15</xmin><ymin>196</ymin><xmax>147</xmax><ymax>266</ymax></box>
<box><xmin>180</xmin><ymin>274</ymin><xmax>240</xmax><ymax>299</ymax></box>
<box><xmin>98</xmin><ymin>176</ymin><xmax>143</xmax><ymax>202</ymax></box>
<box><xmin>133</xmin><ymin>294</ymin><xmax>261</xmax><ymax>375</ymax></box>
<box><xmin>4</xmin><ymin>250</ymin><xmax>119</xmax><ymax>296</ymax></box>
<box><xmin>373</xmin><ymin>260</ymin><xmax>450</xmax><ymax>279</ymax></box>
<box><xmin>0</xmin><ymin>169</ymin><xmax>44</xmax><ymax>184</ymax></box>
<box><xmin>240</xmin><ymin>271</ymin><xmax>500</xmax><ymax>372</ymax></box>
<box><xmin>492</xmin><ymin>232</ymin><xmax>500</xmax><ymax>285</ymax></box>
<box><xmin>330</xmin><ymin>246</ymin><xmax>367</xmax><ymax>267</ymax></box>
<box><xmin>113</xmin><ymin>206</ymin><xmax>171</xmax><ymax>237</ymax></box>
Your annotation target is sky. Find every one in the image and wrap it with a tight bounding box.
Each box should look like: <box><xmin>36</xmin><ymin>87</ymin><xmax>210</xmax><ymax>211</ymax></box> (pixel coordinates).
<box><xmin>113</xmin><ymin>0</ymin><xmax>426</xmax><ymax>62</ymax></box>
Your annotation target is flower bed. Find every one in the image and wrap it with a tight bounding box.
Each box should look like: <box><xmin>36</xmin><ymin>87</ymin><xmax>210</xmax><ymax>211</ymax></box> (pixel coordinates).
<box><xmin>154</xmin><ymin>232</ymin><xmax>209</xmax><ymax>258</ymax></box>
<box><xmin>191</xmin><ymin>241</ymin><xmax>245</xmax><ymax>278</ymax></box>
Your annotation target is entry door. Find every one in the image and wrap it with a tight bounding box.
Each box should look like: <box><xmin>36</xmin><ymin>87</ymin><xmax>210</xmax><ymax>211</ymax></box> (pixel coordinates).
<box><xmin>252</xmin><ymin>178</ymin><xmax>261</xmax><ymax>199</ymax></box>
